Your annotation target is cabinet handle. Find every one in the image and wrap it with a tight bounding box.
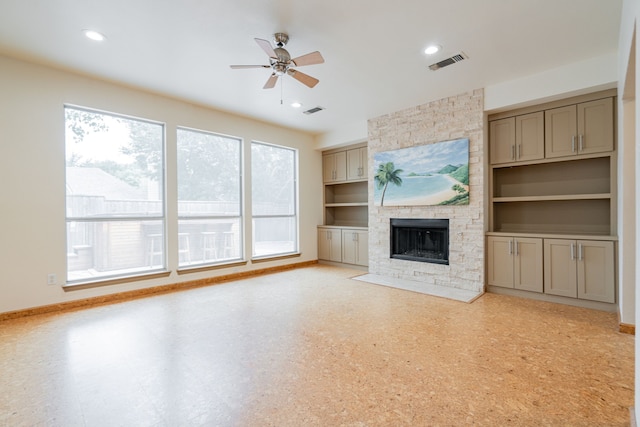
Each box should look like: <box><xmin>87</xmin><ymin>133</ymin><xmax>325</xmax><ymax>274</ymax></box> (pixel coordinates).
<box><xmin>515</xmin><ymin>240</ymin><xmax>519</xmax><ymax>256</ymax></box>
<box><xmin>578</xmin><ymin>243</ymin><xmax>583</xmax><ymax>261</ymax></box>
<box><xmin>579</xmin><ymin>134</ymin><xmax>584</xmax><ymax>152</ymax></box>
<box><xmin>571</xmin><ymin>136</ymin><xmax>576</xmax><ymax>152</ymax></box>
<box><xmin>508</xmin><ymin>240</ymin><xmax>513</xmax><ymax>255</ymax></box>
<box><xmin>516</xmin><ymin>144</ymin><xmax>521</xmax><ymax>159</ymax></box>
<box><xmin>570</xmin><ymin>243</ymin><xmax>575</xmax><ymax>260</ymax></box>
<box><xmin>510</xmin><ymin>145</ymin><xmax>515</xmax><ymax>160</ymax></box>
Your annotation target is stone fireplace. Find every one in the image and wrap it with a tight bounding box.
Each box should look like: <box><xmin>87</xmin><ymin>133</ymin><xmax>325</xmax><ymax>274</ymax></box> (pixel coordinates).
<box><xmin>390</xmin><ymin>218</ymin><xmax>449</xmax><ymax>265</ymax></box>
<box><xmin>367</xmin><ymin>89</ymin><xmax>485</xmax><ymax>293</ymax></box>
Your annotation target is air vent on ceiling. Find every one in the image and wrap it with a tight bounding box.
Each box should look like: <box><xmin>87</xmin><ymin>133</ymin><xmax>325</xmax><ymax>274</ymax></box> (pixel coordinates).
<box><xmin>303</xmin><ymin>106</ymin><xmax>325</xmax><ymax>115</ymax></box>
<box><xmin>428</xmin><ymin>52</ymin><xmax>468</xmax><ymax>71</ymax></box>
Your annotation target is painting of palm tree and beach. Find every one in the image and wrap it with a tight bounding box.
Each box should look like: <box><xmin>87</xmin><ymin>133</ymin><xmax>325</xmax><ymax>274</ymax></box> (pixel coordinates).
<box><xmin>374</xmin><ymin>138</ymin><xmax>469</xmax><ymax>206</ymax></box>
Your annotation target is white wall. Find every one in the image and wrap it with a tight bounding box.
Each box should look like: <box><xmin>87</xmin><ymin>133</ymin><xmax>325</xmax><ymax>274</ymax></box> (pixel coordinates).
<box><xmin>618</xmin><ymin>0</ymin><xmax>639</xmax><ymax>421</ymax></box>
<box><xmin>0</xmin><ymin>54</ymin><xmax>322</xmax><ymax>314</ymax></box>
<box><xmin>484</xmin><ymin>53</ymin><xmax>618</xmax><ymax>113</ymax></box>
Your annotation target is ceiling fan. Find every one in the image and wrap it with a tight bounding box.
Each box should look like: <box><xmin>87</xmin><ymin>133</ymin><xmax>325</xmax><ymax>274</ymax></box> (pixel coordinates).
<box><xmin>230</xmin><ymin>33</ymin><xmax>324</xmax><ymax>89</ymax></box>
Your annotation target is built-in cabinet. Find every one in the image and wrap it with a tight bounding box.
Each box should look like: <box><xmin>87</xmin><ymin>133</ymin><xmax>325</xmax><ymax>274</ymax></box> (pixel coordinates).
<box><xmin>487</xmin><ymin>236</ymin><xmax>543</xmax><ymax>293</ymax></box>
<box><xmin>319</xmin><ymin>143</ymin><xmax>369</xmax><ymax>268</ymax></box>
<box><xmin>545</xmin><ymin>98</ymin><xmax>614</xmax><ymax>159</ymax></box>
<box><xmin>543</xmin><ymin>239</ymin><xmax>615</xmax><ymax>303</ymax></box>
<box><xmin>486</xmin><ymin>90</ymin><xmax>617</xmax><ymax>309</ymax></box>
<box><xmin>346</xmin><ymin>147</ymin><xmax>367</xmax><ymax>181</ymax></box>
<box><xmin>342</xmin><ymin>229</ymin><xmax>369</xmax><ymax>266</ymax></box>
<box><xmin>489</xmin><ymin>111</ymin><xmax>544</xmax><ymax>164</ymax></box>
<box><xmin>323</xmin><ymin>151</ymin><xmax>347</xmax><ymax>183</ymax></box>
<box><xmin>318</xmin><ymin>227</ymin><xmax>342</xmax><ymax>262</ymax></box>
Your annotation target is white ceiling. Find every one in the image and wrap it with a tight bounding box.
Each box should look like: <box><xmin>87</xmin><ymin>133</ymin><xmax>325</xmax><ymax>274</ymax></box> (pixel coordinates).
<box><xmin>0</xmin><ymin>0</ymin><xmax>622</xmax><ymax>136</ymax></box>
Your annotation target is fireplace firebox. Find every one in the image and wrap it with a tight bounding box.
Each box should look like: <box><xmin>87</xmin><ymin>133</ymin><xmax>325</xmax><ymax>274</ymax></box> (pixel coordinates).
<box><xmin>390</xmin><ymin>218</ymin><xmax>449</xmax><ymax>265</ymax></box>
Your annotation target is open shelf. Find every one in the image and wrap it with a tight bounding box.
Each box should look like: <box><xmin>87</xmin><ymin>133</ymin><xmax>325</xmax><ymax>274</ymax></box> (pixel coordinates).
<box><xmin>325</xmin><ymin>202</ymin><xmax>368</xmax><ymax>207</ymax></box>
<box><xmin>493</xmin><ymin>193</ymin><xmax>611</xmax><ymax>203</ymax></box>
<box><xmin>493</xmin><ymin>156</ymin><xmax>610</xmax><ymax>198</ymax></box>
<box><xmin>493</xmin><ymin>199</ymin><xmax>611</xmax><ymax>236</ymax></box>
<box><xmin>325</xmin><ymin>206</ymin><xmax>368</xmax><ymax>228</ymax></box>
<box><xmin>324</xmin><ymin>181</ymin><xmax>368</xmax><ymax>204</ymax></box>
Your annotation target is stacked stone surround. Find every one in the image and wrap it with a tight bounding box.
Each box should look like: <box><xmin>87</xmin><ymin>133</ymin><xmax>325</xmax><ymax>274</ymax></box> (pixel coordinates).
<box><xmin>367</xmin><ymin>89</ymin><xmax>485</xmax><ymax>292</ymax></box>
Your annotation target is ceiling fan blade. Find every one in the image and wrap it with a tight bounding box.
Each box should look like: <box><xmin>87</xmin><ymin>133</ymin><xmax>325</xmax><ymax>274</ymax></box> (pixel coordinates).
<box><xmin>287</xmin><ymin>69</ymin><xmax>319</xmax><ymax>88</ymax></box>
<box><xmin>291</xmin><ymin>51</ymin><xmax>324</xmax><ymax>67</ymax></box>
<box><xmin>263</xmin><ymin>73</ymin><xmax>279</xmax><ymax>89</ymax></box>
<box><xmin>255</xmin><ymin>38</ymin><xmax>277</xmax><ymax>59</ymax></box>
<box><xmin>230</xmin><ymin>65</ymin><xmax>270</xmax><ymax>69</ymax></box>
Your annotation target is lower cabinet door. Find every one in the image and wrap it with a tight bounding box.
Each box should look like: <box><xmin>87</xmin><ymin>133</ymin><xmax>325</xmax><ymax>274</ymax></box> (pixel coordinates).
<box><xmin>577</xmin><ymin>240</ymin><xmax>615</xmax><ymax>303</ymax></box>
<box><xmin>342</xmin><ymin>229</ymin><xmax>368</xmax><ymax>266</ymax></box>
<box><xmin>513</xmin><ymin>238</ymin><xmax>543</xmax><ymax>292</ymax></box>
<box><xmin>544</xmin><ymin>239</ymin><xmax>577</xmax><ymax>298</ymax></box>
<box><xmin>487</xmin><ymin>236</ymin><xmax>514</xmax><ymax>288</ymax></box>
<box><xmin>318</xmin><ymin>228</ymin><xmax>342</xmax><ymax>262</ymax></box>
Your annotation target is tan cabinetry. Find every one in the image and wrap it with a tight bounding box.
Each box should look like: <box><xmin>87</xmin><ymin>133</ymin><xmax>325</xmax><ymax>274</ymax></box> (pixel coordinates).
<box><xmin>320</xmin><ymin>143</ymin><xmax>368</xmax><ymax>268</ymax></box>
<box><xmin>342</xmin><ymin>229</ymin><xmax>368</xmax><ymax>266</ymax></box>
<box><xmin>489</xmin><ymin>112</ymin><xmax>544</xmax><ymax>165</ymax></box>
<box><xmin>318</xmin><ymin>227</ymin><xmax>342</xmax><ymax>262</ymax></box>
<box><xmin>486</xmin><ymin>90</ymin><xmax>617</xmax><ymax>309</ymax></box>
<box><xmin>323</xmin><ymin>151</ymin><xmax>347</xmax><ymax>183</ymax></box>
<box><xmin>545</xmin><ymin>97</ymin><xmax>614</xmax><ymax>159</ymax></box>
<box><xmin>347</xmin><ymin>147</ymin><xmax>368</xmax><ymax>181</ymax></box>
<box><xmin>487</xmin><ymin>236</ymin><xmax>542</xmax><ymax>292</ymax></box>
<box><xmin>543</xmin><ymin>239</ymin><xmax>615</xmax><ymax>303</ymax></box>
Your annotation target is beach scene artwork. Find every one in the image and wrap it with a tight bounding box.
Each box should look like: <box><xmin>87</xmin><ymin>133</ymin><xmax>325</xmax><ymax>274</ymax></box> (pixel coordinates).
<box><xmin>373</xmin><ymin>138</ymin><xmax>469</xmax><ymax>206</ymax></box>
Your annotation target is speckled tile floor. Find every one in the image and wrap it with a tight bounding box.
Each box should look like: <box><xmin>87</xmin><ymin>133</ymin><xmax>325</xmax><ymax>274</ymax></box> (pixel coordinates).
<box><xmin>0</xmin><ymin>265</ymin><xmax>634</xmax><ymax>426</ymax></box>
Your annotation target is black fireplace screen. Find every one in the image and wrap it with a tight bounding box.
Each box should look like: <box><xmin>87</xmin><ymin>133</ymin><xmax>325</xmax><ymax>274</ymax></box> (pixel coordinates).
<box><xmin>390</xmin><ymin>218</ymin><xmax>449</xmax><ymax>265</ymax></box>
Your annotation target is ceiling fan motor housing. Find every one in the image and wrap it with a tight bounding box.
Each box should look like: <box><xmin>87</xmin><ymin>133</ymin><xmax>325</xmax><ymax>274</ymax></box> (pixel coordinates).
<box><xmin>272</xmin><ymin>47</ymin><xmax>292</xmax><ymax>75</ymax></box>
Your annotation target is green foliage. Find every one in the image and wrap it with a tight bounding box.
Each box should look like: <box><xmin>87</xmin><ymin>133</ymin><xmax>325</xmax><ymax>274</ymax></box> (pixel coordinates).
<box><xmin>452</xmin><ymin>183</ymin><xmax>465</xmax><ymax>194</ymax></box>
<box><xmin>450</xmin><ymin>163</ymin><xmax>469</xmax><ymax>185</ymax></box>
<box><xmin>438</xmin><ymin>164</ymin><xmax>458</xmax><ymax>174</ymax></box>
<box><xmin>374</xmin><ymin>162</ymin><xmax>403</xmax><ymax>206</ymax></box>
<box><xmin>439</xmin><ymin>192</ymin><xmax>469</xmax><ymax>205</ymax></box>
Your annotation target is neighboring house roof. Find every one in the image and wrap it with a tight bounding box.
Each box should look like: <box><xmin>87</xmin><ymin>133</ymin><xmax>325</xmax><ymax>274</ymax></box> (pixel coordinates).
<box><xmin>66</xmin><ymin>167</ymin><xmax>145</xmax><ymax>200</ymax></box>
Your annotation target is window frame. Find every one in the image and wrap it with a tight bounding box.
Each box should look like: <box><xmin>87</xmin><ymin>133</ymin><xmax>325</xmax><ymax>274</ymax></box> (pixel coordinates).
<box><xmin>250</xmin><ymin>140</ymin><xmax>299</xmax><ymax>259</ymax></box>
<box><xmin>64</xmin><ymin>105</ymin><xmax>167</xmax><ymax>285</ymax></box>
<box><xmin>176</xmin><ymin>126</ymin><xmax>244</xmax><ymax>269</ymax></box>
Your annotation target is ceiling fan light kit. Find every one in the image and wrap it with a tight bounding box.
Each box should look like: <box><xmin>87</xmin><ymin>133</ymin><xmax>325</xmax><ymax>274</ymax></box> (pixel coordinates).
<box><xmin>230</xmin><ymin>32</ymin><xmax>324</xmax><ymax>89</ymax></box>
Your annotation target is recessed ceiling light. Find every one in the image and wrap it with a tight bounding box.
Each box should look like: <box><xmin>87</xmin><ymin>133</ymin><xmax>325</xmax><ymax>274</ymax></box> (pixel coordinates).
<box><xmin>83</xmin><ymin>29</ymin><xmax>106</xmax><ymax>42</ymax></box>
<box><xmin>424</xmin><ymin>45</ymin><xmax>441</xmax><ymax>55</ymax></box>
<box><xmin>291</xmin><ymin>102</ymin><xmax>302</xmax><ymax>108</ymax></box>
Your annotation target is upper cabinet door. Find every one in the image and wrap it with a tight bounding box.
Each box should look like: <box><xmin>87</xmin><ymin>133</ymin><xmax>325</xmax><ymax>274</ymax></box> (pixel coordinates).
<box><xmin>515</xmin><ymin>112</ymin><xmax>544</xmax><ymax>162</ymax></box>
<box><xmin>489</xmin><ymin>117</ymin><xmax>515</xmax><ymax>165</ymax></box>
<box><xmin>577</xmin><ymin>98</ymin><xmax>614</xmax><ymax>155</ymax></box>
<box><xmin>346</xmin><ymin>147</ymin><xmax>367</xmax><ymax>181</ymax></box>
<box><xmin>545</xmin><ymin>105</ymin><xmax>577</xmax><ymax>159</ymax></box>
<box><xmin>323</xmin><ymin>152</ymin><xmax>347</xmax><ymax>183</ymax></box>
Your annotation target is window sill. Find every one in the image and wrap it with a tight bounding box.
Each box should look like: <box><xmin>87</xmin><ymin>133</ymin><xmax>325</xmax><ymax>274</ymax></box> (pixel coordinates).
<box><xmin>63</xmin><ymin>270</ymin><xmax>171</xmax><ymax>292</ymax></box>
<box><xmin>251</xmin><ymin>252</ymin><xmax>301</xmax><ymax>263</ymax></box>
<box><xmin>177</xmin><ymin>260</ymin><xmax>248</xmax><ymax>275</ymax></box>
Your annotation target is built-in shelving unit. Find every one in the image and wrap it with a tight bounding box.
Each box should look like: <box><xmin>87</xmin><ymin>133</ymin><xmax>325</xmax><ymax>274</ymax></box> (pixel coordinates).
<box><xmin>486</xmin><ymin>89</ymin><xmax>617</xmax><ymax>310</ymax></box>
<box><xmin>319</xmin><ymin>143</ymin><xmax>369</xmax><ymax>267</ymax></box>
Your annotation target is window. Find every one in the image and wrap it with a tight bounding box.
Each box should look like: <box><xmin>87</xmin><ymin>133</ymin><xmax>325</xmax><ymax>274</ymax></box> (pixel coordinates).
<box><xmin>64</xmin><ymin>106</ymin><xmax>165</xmax><ymax>283</ymax></box>
<box><xmin>177</xmin><ymin>128</ymin><xmax>243</xmax><ymax>267</ymax></box>
<box><xmin>251</xmin><ymin>142</ymin><xmax>298</xmax><ymax>257</ymax></box>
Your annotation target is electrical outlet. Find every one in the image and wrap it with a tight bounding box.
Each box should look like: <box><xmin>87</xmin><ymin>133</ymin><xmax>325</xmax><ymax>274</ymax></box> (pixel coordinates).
<box><xmin>47</xmin><ymin>273</ymin><xmax>57</xmax><ymax>285</ymax></box>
